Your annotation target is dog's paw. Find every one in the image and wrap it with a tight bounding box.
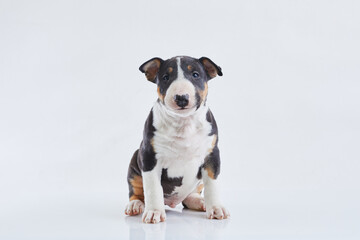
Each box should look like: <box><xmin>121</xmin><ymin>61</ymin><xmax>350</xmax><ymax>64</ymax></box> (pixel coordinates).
<box><xmin>142</xmin><ymin>209</ymin><xmax>166</xmax><ymax>224</ymax></box>
<box><xmin>206</xmin><ymin>205</ymin><xmax>230</xmax><ymax>220</ymax></box>
<box><xmin>125</xmin><ymin>199</ymin><xmax>145</xmax><ymax>216</ymax></box>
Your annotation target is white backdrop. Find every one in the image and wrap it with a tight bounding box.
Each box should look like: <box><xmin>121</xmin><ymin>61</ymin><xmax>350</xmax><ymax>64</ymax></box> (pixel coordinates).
<box><xmin>1</xmin><ymin>0</ymin><xmax>359</xmax><ymax>239</ymax></box>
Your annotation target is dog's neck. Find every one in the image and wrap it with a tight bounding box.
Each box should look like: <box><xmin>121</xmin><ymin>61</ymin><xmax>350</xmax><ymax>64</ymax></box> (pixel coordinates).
<box><xmin>152</xmin><ymin>101</ymin><xmax>210</xmax><ymax>137</ymax></box>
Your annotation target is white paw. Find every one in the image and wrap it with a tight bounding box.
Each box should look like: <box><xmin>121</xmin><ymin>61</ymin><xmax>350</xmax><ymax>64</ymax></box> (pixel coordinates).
<box><xmin>142</xmin><ymin>209</ymin><xmax>166</xmax><ymax>224</ymax></box>
<box><xmin>125</xmin><ymin>199</ymin><xmax>145</xmax><ymax>216</ymax></box>
<box><xmin>206</xmin><ymin>205</ymin><xmax>230</xmax><ymax>220</ymax></box>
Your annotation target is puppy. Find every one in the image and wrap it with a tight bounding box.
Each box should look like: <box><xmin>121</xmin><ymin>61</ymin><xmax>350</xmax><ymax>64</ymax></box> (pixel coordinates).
<box><xmin>125</xmin><ymin>56</ymin><xmax>229</xmax><ymax>223</ymax></box>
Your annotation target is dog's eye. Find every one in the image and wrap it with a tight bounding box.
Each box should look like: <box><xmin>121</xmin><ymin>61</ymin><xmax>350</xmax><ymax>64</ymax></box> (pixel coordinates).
<box><xmin>162</xmin><ymin>75</ymin><xmax>169</xmax><ymax>81</ymax></box>
<box><xmin>192</xmin><ymin>72</ymin><xmax>200</xmax><ymax>78</ymax></box>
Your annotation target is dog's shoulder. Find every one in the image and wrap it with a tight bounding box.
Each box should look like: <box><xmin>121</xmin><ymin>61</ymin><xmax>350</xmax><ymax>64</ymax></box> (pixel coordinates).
<box><xmin>205</xmin><ymin>108</ymin><xmax>218</xmax><ymax>136</ymax></box>
<box><xmin>138</xmin><ymin>108</ymin><xmax>157</xmax><ymax>172</ymax></box>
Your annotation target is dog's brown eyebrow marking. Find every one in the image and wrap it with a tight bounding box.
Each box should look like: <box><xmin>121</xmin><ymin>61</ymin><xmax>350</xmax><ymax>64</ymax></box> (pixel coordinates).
<box><xmin>168</xmin><ymin>67</ymin><xmax>173</xmax><ymax>73</ymax></box>
<box><xmin>187</xmin><ymin>65</ymin><xmax>193</xmax><ymax>71</ymax></box>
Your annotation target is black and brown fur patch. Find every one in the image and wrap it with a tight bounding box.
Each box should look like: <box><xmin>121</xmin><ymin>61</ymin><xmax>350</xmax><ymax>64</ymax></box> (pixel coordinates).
<box><xmin>196</xmin><ymin>109</ymin><xmax>220</xmax><ymax>180</ymax></box>
<box><xmin>157</xmin><ymin>87</ymin><xmax>164</xmax><ymax>103</ymax></box>
<box><xmin>129</xmin><ymin>175</ymin><xmax>144</xmax><ymax>201</ymax></box>
<box><xmin>203</xmin><ymin>145</ymin><xmax>220</xmax><ymax>179</ymax></box>
<box><xmin>198</xmin><ymin>82</ymin><xmax>208</xmax><ymax>106</ymax></box>
<box><xmin>138</xmin><ymin>110</ymin><xmax>157</xmax><ymax>172</ymax></box>
<box><xmin>127</xmin><ymin>149</ymin><xmax>144</xmax><ymax>201</ymax></box>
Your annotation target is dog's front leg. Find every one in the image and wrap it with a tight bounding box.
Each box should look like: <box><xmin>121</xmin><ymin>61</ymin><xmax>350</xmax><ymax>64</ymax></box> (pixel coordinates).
<box><xmin>142</xmin><ymin>167</ymin><xmax>166</xmax><ymax>223</ymax></box>
<box><xmin>202</xmin><ymin>147</ymin><xmax>230</xmax><ymax>219</ymax></box>
<box><xmin>202</xmin><ymin>170</ymin><xmax>230</xmax><ymax>219</ymax></box>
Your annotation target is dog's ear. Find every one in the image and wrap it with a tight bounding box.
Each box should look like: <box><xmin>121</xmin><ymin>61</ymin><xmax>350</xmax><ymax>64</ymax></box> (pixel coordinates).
<box><xmin>139</xmin><ymin>57</ymin><xmax>164</xmax><ymax>83</ymax></box>
<box><xmin>199</xmin><ymin>57</ymin><xmax>223</xmax><ymax>80</ymax></box>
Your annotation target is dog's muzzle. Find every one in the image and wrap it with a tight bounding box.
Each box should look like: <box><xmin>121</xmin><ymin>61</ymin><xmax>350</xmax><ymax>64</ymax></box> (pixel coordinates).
<box><xmin>174</xmin><ymin>94</ymin><xmax>189</xmax><ymax>108</ymax></box>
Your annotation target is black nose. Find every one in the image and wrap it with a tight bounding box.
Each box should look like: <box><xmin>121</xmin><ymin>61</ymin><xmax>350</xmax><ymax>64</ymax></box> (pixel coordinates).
<box><xmin>174</xmin><ymin>94</ymin><xmax>189</xmax><ymax>108</ymax></box>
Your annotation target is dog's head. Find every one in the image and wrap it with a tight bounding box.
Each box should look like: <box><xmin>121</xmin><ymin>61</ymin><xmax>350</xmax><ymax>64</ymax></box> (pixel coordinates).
<box><xmin>139</xmin><ymin>56</ymin><xmax>222</xmax><ymax>115</ymax></box>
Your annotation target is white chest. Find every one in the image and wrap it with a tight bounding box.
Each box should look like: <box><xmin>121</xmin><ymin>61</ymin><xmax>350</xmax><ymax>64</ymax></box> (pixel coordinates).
<box><xmin>152</xmin><ymin>104</ymin><xmax>214</xmax><ymax>174</ymax></box>
<box><xmin>153</xmin><ymin>124</ymin><xmax>214</xmax><ymax>174</ymax></box>
<box><xmin>151</xmin><ymin>103</ymin><xmax>215</xmax><ymax>202</ymax></box>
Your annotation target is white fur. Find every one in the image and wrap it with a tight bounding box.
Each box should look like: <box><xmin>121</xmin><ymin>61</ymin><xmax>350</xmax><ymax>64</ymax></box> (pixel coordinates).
<box><xmin>150</xmin><ymin>101</ymin><xmax>215</xmax><ymax>207</ymax></box>
<box><xmin>202</xmin><ymin>168</ymin><xmax>230</xmax><ymax>219</ymax></box>
<box><xmin>142</xmin><ymin>167</ymin><xmax>166</xmax><ymax>223</ymax></box>
<box><xmin>125</xmin><ymin>199</ymin><xmax>144</xmax><ymax>215</ymax></box>
<box><xmin>202</xmin><ymin>168</ymin><xmax>221</xmax><ymax>207</ymax></box>
<box><xmin>142</xmin><ymin>167</ymin><xmax>165</xmax><ymax>210</ymax></box>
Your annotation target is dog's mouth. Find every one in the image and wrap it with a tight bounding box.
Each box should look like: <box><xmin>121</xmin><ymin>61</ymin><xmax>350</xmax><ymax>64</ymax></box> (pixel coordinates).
<box><xmin>162</xmin><ymin>103</ymin><xmax>197</xmax><ymax>117</ymax></box>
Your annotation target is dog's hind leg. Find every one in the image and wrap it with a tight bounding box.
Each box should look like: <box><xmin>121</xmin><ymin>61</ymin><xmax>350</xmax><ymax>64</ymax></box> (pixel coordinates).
<box><xmin>182</xmin><ymin>184</ymin><xmax>206</xmax><ymax>211</ymax></box>
<box><xmin>125</xmin><ymin>150</ymin><xmax>145</xmax><ymax>216</ymax></box>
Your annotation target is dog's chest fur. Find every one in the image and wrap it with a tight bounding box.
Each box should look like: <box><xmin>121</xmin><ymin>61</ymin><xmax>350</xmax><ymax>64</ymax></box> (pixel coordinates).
<box><xmin>152</xmin><ymin>102</ymin><xmax>215</xmax><ymax>204</ymax></box>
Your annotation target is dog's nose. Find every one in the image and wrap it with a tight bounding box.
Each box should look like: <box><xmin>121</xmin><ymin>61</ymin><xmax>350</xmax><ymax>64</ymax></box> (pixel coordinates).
<box><xmin>174</xmin><ymin>94</ymin><xmax>189</xmax><ymax>108</ymax></box>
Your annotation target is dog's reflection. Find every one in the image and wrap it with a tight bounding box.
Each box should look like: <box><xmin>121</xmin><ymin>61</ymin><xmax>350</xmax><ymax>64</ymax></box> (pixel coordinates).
<box><xmin>125</xmin><ymin>214</ymin><xmax>166</xmax><ymax>240</ymax></box>
<box><xmin>125</xmin><ymin>207</ymin><xmax>229</xmax><ymax>240</ymax></box>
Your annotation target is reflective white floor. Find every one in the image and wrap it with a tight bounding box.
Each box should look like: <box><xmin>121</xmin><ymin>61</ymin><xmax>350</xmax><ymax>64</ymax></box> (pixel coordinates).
<box><xmin>1</xmin><ymin>189</ymin><xmax>359</xmax><ymax>240</ymax></box>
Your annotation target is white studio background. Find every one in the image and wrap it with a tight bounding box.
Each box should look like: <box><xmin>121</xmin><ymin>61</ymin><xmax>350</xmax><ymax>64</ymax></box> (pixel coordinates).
<box><xmin>0</xmin><ymin>0</ymin><xmax>359</xmax><ymax>239</ymax></box>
